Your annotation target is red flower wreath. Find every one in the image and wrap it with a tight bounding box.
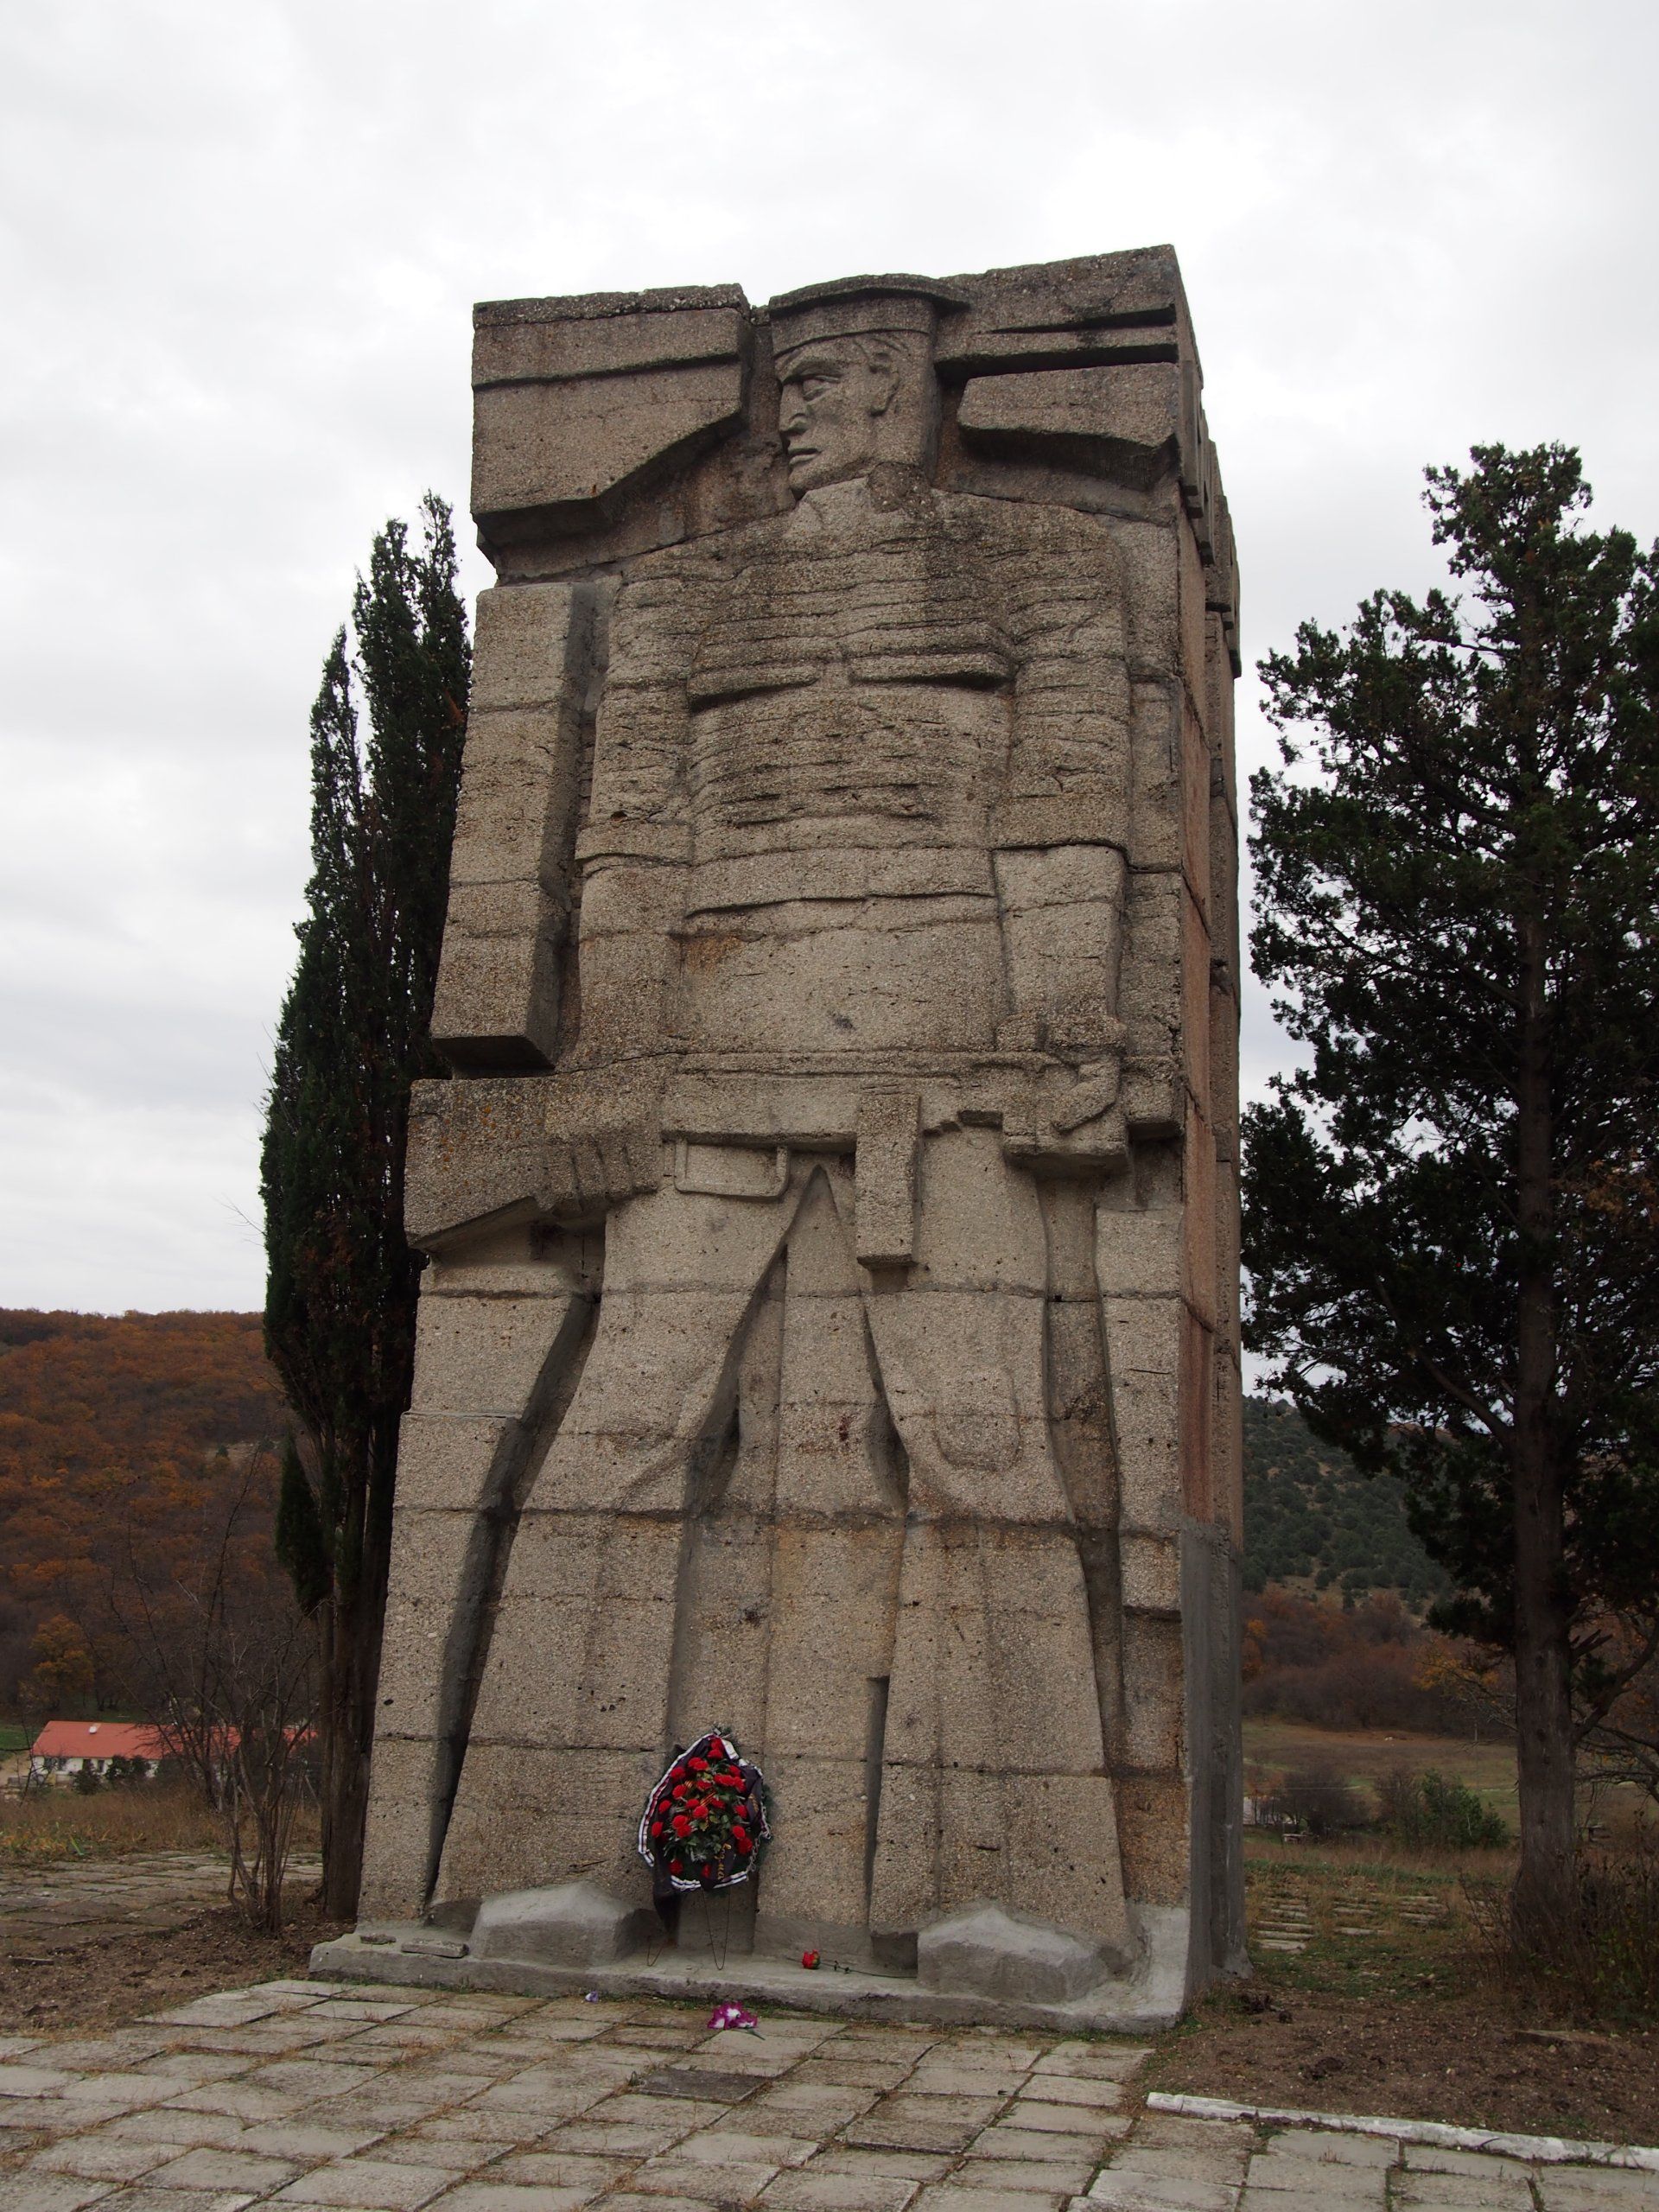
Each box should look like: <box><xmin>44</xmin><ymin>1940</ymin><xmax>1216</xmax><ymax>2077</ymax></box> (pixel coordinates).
<box><xmin>638</xmin><ymin>1727</ymin><xmax>771</xmax><ymax>1893</ymax></box>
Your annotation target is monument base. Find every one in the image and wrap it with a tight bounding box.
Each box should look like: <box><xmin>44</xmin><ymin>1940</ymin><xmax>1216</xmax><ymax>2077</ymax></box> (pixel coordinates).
<box><xmin>309</xmin><ymin>1901</ymin><xmax>1194</xmax><ymax>2032</ymax></box>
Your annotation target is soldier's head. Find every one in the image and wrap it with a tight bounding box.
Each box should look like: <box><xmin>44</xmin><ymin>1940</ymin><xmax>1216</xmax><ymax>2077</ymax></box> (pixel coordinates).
<box><xmin>774</xmin><ymin>330</ymin><xmax>931</xmax><ymax>493</ymax></box>
<box><xmin>769</xmin><ymin>281</ymin><xmax>956</xmax><ymax>495</ymax></box>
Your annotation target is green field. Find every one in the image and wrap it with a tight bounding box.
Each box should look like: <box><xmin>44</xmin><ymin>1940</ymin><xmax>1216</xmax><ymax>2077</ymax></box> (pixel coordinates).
<box><xmin>0</xmin><ymin>1724</ymin><xmax>28</xmax><ymax>1756</ymax></box>
<box><xmin>1243</xmin><ymin>1718</ymin><xmax>1518</xmax><ymax>1820</ymax></box>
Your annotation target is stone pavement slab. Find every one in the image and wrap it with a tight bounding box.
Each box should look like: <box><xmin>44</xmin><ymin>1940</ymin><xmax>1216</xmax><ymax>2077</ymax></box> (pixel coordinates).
<box><xmin>1</xmin><ymin>1977</ymin><xmax>1656</xmax><ymax>2212</ymax></box>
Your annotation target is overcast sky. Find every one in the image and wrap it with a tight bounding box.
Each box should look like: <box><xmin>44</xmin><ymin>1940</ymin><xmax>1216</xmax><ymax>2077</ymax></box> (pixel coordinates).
<box><xmin>2</xmin><ymin>0</ymin><xmax>1655</xmax><ymax>1316</ymax></box>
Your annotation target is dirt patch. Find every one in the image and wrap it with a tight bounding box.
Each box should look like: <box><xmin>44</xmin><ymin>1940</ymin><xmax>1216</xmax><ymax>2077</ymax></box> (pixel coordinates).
<box><xmin>1147</xmin><ymin>1986</ymin><xmax>1659</xmax><ymax>2145</ymax></box>
<box><xmin>1143</xmin><ymin>1838</ymin><xmax>1659</xmax><ymax>2145</ymax></box>
<box><xmin>0</xmin><ymin>1892</ymin><xmax>346</xmax><ymax>2035</ymax></box>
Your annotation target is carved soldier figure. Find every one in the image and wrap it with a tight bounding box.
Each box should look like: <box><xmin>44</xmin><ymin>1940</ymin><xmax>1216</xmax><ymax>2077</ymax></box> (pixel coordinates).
<box><xmin>344</xmin><ymin>254</ymin><xmax>1244</xmax><ymax>2020</ymax></box>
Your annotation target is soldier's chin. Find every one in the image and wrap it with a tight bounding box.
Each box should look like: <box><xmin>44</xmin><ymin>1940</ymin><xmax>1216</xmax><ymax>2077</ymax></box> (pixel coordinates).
<box><xmin>785</xmin><ymin>448</ymin><xmax>862</xmax><ymax>493</ymax></box>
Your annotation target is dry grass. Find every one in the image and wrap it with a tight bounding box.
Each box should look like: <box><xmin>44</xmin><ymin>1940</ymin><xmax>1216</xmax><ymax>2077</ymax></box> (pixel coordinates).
<box><xmin>0</xmin><ymin>1782</ymin><xmax>320</xmax><ymax>1866</ymax></box>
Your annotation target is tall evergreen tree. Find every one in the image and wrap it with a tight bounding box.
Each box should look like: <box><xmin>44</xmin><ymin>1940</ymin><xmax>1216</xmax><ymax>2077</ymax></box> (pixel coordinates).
<box><xmin>261</xmin><ymin>495</ymin><xmax>470</xmax><ymax>1916</ymax></box>
<box><xmin>1243</xmin><ymin>445</ymin><xmax>1659</xmax><ymax>1931</ymax></box>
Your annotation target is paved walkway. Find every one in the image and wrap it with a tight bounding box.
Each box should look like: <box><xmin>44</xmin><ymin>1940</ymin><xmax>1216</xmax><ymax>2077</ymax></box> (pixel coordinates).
<box><xmin>0</xmin><ymin>1978</ymin><xmax>1652</xmax><ymax>2212</ymax></box>
<box><xmin>0</xmin><ymin>1855</ymin><xmax>322</xmax><ymax>1961</ymax></box>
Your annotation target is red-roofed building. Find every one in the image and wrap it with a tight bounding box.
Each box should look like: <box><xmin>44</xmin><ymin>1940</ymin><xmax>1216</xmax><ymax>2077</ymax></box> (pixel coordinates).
<box><xmin>29</xmin><ymin>1720</ymin><xmax>167</xmax><ymax>1783</ymax></box>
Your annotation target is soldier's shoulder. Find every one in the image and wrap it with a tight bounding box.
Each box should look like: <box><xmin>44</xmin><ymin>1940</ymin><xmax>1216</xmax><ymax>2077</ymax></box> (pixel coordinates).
<box><xmin>933</xmin><ymin>486</ymin><xmax>1128</xmax><ymax>577</ymax></box>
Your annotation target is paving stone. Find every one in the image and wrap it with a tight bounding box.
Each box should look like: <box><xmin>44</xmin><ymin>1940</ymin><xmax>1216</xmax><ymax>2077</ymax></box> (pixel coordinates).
<box><xmin>1133</xmin><ymin>2122</ymin><xmax>1255</xmax><ymax>2157</ymax></box>
<box><xmin>406</xmin><ymin>2114</ymin><xmax>554</xmax><ymax>2149</ymax></box>
<box><xmin>272</xmin><ymin>2151</ymin><xmax>456</xmax><ymax>2205</ymax></box>
<box><xmin>488</xmin><ymin>2152</ymin><xmax>630</xmax><ymax>2193</ymax></box>
<box><xmin>811</xmin><ymin>2150</ymin><xmax>955</xmax><ymax>2183</ymax></box>
<box><xmin>1391</xmin><ymin>2177</ymin><xmax>1535</xmax><ymax>2210</ymax></box>
<box><xmin>372</xmin><ymin>2133</ymin><xmax>502</xmax><ymax>2171</ymax></box>
<box><xmin>626</xmin><ymin>2162</ymin><xmax>781</xmax><ymax>2202</ymax></box>
<box><xmin>912</xmin><ymin>2189</ymin><xmax>1064</xmax><ymax>2212</ymax></box>
<box><xmin>1086</xmin><ymin>2174</ymin><xmax>1240</xmax><ymax>2212</ymax></box>
<box><xmin>1244</xmin><ymin>2155</ymin><xmax>1385</xmax><ymax>2200</ymax></box>
<box><xmin>761</xmin><ymin>2172</ymin><xmax>920</xmax><ymax>2212</ymax></box>
<box><xmin>745</xmin><ymin>2084</ymin><xmax>876</xmax><ymax>2133</ymax></box>
<box><xmin>1109</xmin><ymin>2149</ymin><xmax>1249</xmax><ymax>2189</ymax></box>
<box><xmin>1013</xmin><ymin>2079</ymin><xmax>1122</xmax><ymax>2112</ymax></box>
<box><xmin>101</xmin><ymin>2110</ymin><xmax>251</xmax><ymax>2152</ymax></box>
<box><xmin>1262</xmin><ymin>2133</ymin><xmax>1398</xmax><ymax>2169</ymax></box>
<box><xmin>541</xmin><ymin>2122</ymin><xmax>696</xmax><ymax>2158</ymax></box>
<box><xmin>238</xmin><ymin>2122</ymin><xmax>387</xmax><ymax>2160</ymax></box>
<box><xmin>1000</xmin><ymin>2101</ymin><xmax>1119</xmax><ymax>2139</ymax></box>
<box><xmin>147</xmin><ymin>2143</ymin><xmax>303</xmax><ymax>2190</ymax></box>
<box><xmin>1032</xmin><ymin>2050</ymin><xmax>1148</xmax><ymax>2084</ymax></box>
<box><xmin>1535</xmin><ymin>2178</ymin><xmax>1659</xmax><ymax>2212</ymax></box>
<box><xmin>31</xmin><ymin>2136</ymin><xmax>177</xmax><ymax>2183</ymax></box>
<box><xmin>975</xmin><ymin>2123</ymin><xmax>1128</xmax><ymax>2163</ymax></box>
<box><xmin>424</xmin><ymin>2186</ymin><xmax>600</xmax><ymax>2211</ymax></box>
<box><xmin>1403</xmin><ymin>2152</ymin><xmax>1538</xmax><ymax>2179</ymax></box>
<box><xmin>949</xmin><ymin>2161</ymin><xmax>1092</xmax><ymax>2195</ymax></box>
<box><xmin>794</xmin><ymin>2061</ymin><xmax>917</xmax><ymax>2093</ymax></box>
<box><xmin>677</xmin><ymin>2129</ymin><xmax>816</xmax><ymax>2169</ymax></box>
<box><xmin>846</xmin><ymin>2097</ymin><xmax>1002</xmax><ymax>2154</ymax></box>
<box><xmin>0</xmin><ymin>2062</ymin><xmax>73</xmax><ymax>2095</ymax></box>
<box><xmin>599</xmin><ymin>2196</ymin><xmax>726</xmax><ymax>2212</ymax></box>
<box><xmin>0</xmin><ymin>2178</ymin><xmax>117</xmax><ymax>2210</ymax></box>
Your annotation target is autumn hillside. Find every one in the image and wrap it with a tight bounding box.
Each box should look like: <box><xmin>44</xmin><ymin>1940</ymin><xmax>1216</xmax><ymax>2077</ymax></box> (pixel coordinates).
<box><xmin>0</xmin><ymin>1310</ymin><xmax>289</xmax><ymax>1717</ymax></box>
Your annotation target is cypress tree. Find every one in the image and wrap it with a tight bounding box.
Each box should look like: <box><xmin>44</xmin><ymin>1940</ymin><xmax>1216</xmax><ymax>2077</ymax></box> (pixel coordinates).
<box><xmin>261</xmin><ymin>495</ymin><xmax>470</xmax><ymax>1916</ymax></box>
<box><xmin>1244</xmin><ymin>445</ymin><xmax>1659</xmax><ymax>1934</ymax></box>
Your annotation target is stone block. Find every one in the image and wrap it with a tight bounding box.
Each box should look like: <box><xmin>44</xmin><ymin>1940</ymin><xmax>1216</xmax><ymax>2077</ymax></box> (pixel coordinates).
<box><xmin>469</xmin><ymin>1881</ymin><xmax>653</xmax><ymax>1969</ymax></box>
<box><xmin>915</xmin><ymin>1904</ymin><xmax>1114</xmax><ymax>2006</ymax></box>
<box><xmin>959</xmin><ymin>363</ymin><xmax>1181</xmax><ymax>486</ymax></box>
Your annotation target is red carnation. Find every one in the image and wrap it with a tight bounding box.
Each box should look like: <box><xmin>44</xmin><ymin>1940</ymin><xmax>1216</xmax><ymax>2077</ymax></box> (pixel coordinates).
<box><xmin>650</xmin><ymin>1821</ymin><xmax>664</xmax><ymax>1838</ymax></box>
<box><xmin>671</xmin><ymin>1783</ymin><xmax>687</xmax><ymax>1799</ymax></box>
<box><xmin>734</xmin><ymin>1830</ymin><xmax>752</xmax><ymax>1855</ymax></box>
<box><xmin>669</xmin><ymin>1859</ymin><xmax>683</xmax><ymax>1875</ymax></box>
<box><xmin>671</xmin><ymin>1815</ymin><xmax>691</xmax><ymax>1837</ymax></box>
<box><xmin>671</xmin><ymin>1764</ymin><xmax>686</xmax><ymax>1780</ymax></box>
<box><xmin>688</xmin><ymin>1756</ymin><xmax>708</xmax><ymax>1771</ymax></box>
<box><xmin>802</xmin><ymin>1948</ymin><xmax>820</xmax><ymax>1969</ymax></box>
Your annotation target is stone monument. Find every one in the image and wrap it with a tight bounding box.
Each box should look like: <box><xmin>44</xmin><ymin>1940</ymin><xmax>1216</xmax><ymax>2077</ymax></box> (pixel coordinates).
<box><xmin>313</xmin><ymin>246</ymin><xmax>1245</xmax><ymax>2025</ymax></box>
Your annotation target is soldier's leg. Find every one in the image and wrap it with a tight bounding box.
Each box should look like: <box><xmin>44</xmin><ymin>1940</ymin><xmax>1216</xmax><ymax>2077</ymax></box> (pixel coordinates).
<box><xmin>435</xmin><ymin>1165</ymin><xmax>804</xmax><ymax>1905</ymax></box>
<box><xmin>856</xmin><ymin>1127</ymin><xmax>1132</xmax><ymax>1961</ymax></box>
<box><xmin>359</xmin><ymin>1223</ymin><xmax>595</xmax><ymax>1922</ymax></box>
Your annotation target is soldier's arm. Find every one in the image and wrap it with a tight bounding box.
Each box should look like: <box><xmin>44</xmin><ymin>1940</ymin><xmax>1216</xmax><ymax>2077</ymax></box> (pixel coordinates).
<box><xmin>995</xmin><ymin>530</ymin><xmax>1133</xmax><ymax>1122</ymax></box>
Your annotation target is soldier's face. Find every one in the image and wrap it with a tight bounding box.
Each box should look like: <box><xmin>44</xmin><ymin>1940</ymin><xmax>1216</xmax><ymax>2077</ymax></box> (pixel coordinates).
<box><xmin>777</xmin><ymin>343</ymin><xmax>892</xmax><ymax>492</ymax></box>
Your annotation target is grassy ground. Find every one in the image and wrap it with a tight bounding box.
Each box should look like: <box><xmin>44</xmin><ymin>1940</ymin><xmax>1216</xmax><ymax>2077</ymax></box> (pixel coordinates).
<box><xmin>1244</xmin><ymin>1718</ymin><xmax>1518</xmax><ymax>1818</ymax></box>
<box><xmin>0</xmin><ymin>1781</ymin><xmax>319</xmax><ymax>1864</ymax></box>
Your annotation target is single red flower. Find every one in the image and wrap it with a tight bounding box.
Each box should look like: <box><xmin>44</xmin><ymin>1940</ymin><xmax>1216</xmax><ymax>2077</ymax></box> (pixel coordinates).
<box><xmin>688</xmin><ymin>1756</ymin><xmax>708</xmax><ymax>1772</ymax></box>
<box><xmin>671</xmin><ymin>1815</ymin><xmax>691</xmax><ymax>1838</ymax></box>
<box><xmin>650</xmin><ymin>1821</ymin><xmax>664</xmax><ymax>1838</ymax></box>
<box><xmin>802</xmin><ymin>1948</ymin><xmax>820</xmax><ymax>1969</ymax></box>
<box><xmin>734</xmin><ymin>1832</ymin><xmax>752</xmax><ymax>1855</ymax></box>
<box><xmin>671</xmin><ymin>1782</ymin><xmax>687</xmax><ymax>1799</ymax></box>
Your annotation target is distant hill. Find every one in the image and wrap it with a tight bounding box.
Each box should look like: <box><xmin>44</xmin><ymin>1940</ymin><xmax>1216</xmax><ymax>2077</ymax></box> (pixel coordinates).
<box><xmin>0</xmin><ymin>1310</ymin><xmax>289</xmax><ymax>1713</ymax></box>
<box><xmin>1243</xmin><ymin>1396</ymin><xmax>1451</xmax><ymax>1610</ymax></box>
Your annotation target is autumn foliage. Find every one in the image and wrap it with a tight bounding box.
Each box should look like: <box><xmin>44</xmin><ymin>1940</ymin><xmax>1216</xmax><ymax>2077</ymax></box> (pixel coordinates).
<box><xmin>1243</xmin><ymin>1586</ymin><xmax>1500</xmax><ymax>1737</ymax></box>
<box><xmin>0</xmin><ymin>1309</ymin><xmax>288</xmax><ymax>1718</ymax></box>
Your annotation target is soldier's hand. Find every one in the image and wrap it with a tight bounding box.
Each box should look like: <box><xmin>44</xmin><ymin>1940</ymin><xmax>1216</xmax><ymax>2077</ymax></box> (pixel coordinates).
<box><xmin>540</xmin><ymin>1118</ymin><xmax>663</xmax><ymax>1220</ymax></box>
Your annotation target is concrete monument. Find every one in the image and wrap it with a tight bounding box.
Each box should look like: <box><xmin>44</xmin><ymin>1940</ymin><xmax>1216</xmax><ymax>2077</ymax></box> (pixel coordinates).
<box><xmin>314</xmin><ymin>247</ymin><xmax>1245</xmax><ymax>2025</ymax></box>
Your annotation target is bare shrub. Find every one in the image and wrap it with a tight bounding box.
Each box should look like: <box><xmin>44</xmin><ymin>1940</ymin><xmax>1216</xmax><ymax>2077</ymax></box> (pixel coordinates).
<box><xmin>1275</xmin><ymin>1761</ymin><xmax>1370</xmax><ymax>1836</ymax></box>
<box><xmin>101</xmin><ymin>1446</ymin><xmax>319</xmax><ymax>1931</ymax></box>
<box><xmin>1467</xmin><ymin>1833</ymin><xmax>1659</xmax><ymax>2024</ymax></box>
